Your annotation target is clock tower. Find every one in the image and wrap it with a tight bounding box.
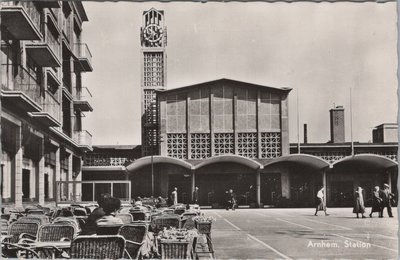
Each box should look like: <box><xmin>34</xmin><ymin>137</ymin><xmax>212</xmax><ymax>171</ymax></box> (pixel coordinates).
<box><xmin>141</xmin><ymin>8</ymin><xmax>167</xmax><ymax>156</ymax></box>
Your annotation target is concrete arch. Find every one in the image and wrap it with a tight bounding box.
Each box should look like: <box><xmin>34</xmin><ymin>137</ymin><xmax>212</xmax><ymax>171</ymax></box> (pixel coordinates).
<box><xmin>263</xmin><ymin>154</ymin><xmax>330</xmax><ymax>170</ymax></box>
<box><xmin>193</xmin><ymin>154</ymin><xmax>263</xmax><ymax>171</ymax></box>
<box><xmin>125</xmin><ymin>156</ymin><xmax>193</xmax><ymax>173</ymax></box>
<box><xmin>332</xmin><ymin>153</ymin><xmax>398</xmax><ymax>170</ymax></box>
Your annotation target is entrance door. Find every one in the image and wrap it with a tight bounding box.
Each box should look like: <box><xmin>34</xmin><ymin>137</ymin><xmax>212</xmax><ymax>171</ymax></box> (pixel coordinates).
<box><xmin>22</xmin><ymin>169</ymin><xmax>30</xmax><ymax>199</ymax></box>
<box><xmin>168</xmin><ymin>175</ymin><xmax>191</xmax><ymax>205</ymax></box>
<box><xmin>261</xmin><ymin>173</ymin><xmax>281</xmax><ymax>205</ymax></box>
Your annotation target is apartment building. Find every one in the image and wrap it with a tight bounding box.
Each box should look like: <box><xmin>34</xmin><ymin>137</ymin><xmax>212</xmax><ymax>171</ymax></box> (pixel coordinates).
<box><xmin>0</xmin><ymin>1</ymin><xmax>93</xmax><ymax>208</ymax></box>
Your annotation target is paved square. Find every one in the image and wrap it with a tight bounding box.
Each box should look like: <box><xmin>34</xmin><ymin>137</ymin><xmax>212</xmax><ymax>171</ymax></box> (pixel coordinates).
<box><xmin>204</xmin><ymin>208</ymin><xmax>398</xmax><ymax>259</ymax></box>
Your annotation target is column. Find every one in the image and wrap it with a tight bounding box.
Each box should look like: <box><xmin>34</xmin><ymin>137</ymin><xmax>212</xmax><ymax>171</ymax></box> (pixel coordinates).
<box><xmin>281</xmin><ymin>168</ymin><xmax>291</xmax><ymax>199</ymax></box>
<box><xmin>15</xmin><ymin>126</ymin><xmax>23</xmax><ymax>208</ymax></box>
<box><xmin>67</xmin><ymin>153</ymin><xmax>73</xmax><ymax>201</ymax></box>
<box><xmin>191</xmin><ymin>170</ymin><xmax>195</xmax><ymax>202</ymax></box>
<box><xmin>387</xmin><ymin>170</ymin><xmax>392</xmax><ymax>189</ymax></box>
<box><xmin>55</xmin><ymin>148</ymin><xmax>61</xmax><ymax>202</ymax></box>
<box><xmin>322</xmin><ymin>170</ymin><xmax>327</xmax><ymax>207</ymax></box>
<box><xmin>74</xmin><ymin>157</ymin><xmax>82</xmax><ymax>202</ymax></box>
<box><xmin>256</xmin><ymin>168</ymin><xmax>261</xmax><ymax>207</ymax></box>
<box><xmin>280</xmin><ymin>94</ymin><xmax>290</xmax><ymax>156</ymax></box>
<box><xmin>38</xmin><ymin>138</ymin><xmax>45</xmax><ymax>205</ymax></box>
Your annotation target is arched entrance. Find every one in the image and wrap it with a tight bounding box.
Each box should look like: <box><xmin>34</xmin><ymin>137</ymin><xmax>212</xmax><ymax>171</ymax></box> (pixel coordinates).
<box><xmin>263</xmin><ymin>154</ymin><xmax>330</xmax><ymax>207</ymax></box>
<box><xmin>193</xmin><ymin>155</ymin><xmax>262</xmax><ymax>207</ymax></box>
<box><xmin>126</xmin><ymin>156</ymin><xmax>193</xmax><ymax>202</ymax></box>
<box><xmin>330</xmin><ymin>154</ymin><xmax>398</xmax><ymax>207</ymax></box>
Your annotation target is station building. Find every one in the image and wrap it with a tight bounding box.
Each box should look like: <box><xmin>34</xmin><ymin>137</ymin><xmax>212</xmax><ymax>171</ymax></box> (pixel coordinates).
<box><xmin>82</xmin><ymin>7</ymin><xmax>397</xmax><ymax>208</ymax></box>
<box><xmin>1</xmin><ymin>1</ymin><xmax>94</xmax><ymax>208</ymax></box>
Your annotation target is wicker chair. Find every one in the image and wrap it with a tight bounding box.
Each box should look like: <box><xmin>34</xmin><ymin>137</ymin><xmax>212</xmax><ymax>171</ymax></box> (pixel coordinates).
<box><xmin>70</xmin><ymin>235</ymin><xmax>126</xmax><ymax>259</ymax></box>
<box><xmin>53</xmin><ymin>217</ymin><xmax>80</xmax><ymax>231</ymax></box>
<box><xmin>1</xmin><ymin>219</ymin><xmax>9</xmax><ymax>236</ymax></box>
<box><xmin>151</xmin><ymin>215</ymin><xmax>180</xmax><ymax>234</ymax></box>
<box><xmin>130</xmin><ymin>211</ymin><xmax>148</xmax><ymax>221</ymax></box>
<box><xmin>26</xmin><ymin>209</ymin><xmax>45</xmax><ymax>215</ymax></box>
<box><xmin>116</xmin><ymin>213</ymin><xmax>133</xmax><ymax>224</ymax></box>
<box><xmin>118</xmin><ymin>224</ymin><xmax>147</xmax><ymax>259</ymax></box>
<box><xmin>37</xmin><ymin>223</ymin><xmax>76</xmax><ymax>242</ymax></box>
<box><xmin>6</xmin><ymin>222</ymin><xmax>39</xmax><ymax>243</ymax></box>
<box><xmin>159</xmin><ymin>239</ymin><xmax>189</xmax><ymax>259</ymax></box>
<box><xmin>96</xmin><ymin>224</ymin><xmax>123</xmax><ymax>235</ymax></box>
<box><xmin>18</xmin><ymin>215</ymin><xmax>49</xmax><ymax>225</ymax></box>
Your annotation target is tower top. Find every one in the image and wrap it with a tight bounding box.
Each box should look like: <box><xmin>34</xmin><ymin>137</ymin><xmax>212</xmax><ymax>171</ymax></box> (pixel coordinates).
<box><xmin>141</xmin><ymin>8</ymin><xmax>167</xmax><ymax>48</ymax></box>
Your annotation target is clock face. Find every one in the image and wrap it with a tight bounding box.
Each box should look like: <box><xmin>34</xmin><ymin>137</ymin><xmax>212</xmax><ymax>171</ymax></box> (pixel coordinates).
<box><xmin>144</xmin><ymin>24</ymin><xmax>163</xmax><ymax>44</ymax></box>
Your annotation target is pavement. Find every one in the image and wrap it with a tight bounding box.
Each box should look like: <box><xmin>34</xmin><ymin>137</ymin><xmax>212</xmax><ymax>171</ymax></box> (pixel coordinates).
<box><xmin>202</xmin><ymin>208</ymin><xmax>398</xmax><ymax>259</ymax></box>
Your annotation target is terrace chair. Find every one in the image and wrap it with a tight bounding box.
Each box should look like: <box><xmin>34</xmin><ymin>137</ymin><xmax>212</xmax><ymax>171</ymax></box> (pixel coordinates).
<box><xmin>118</xmin><ymin>224</ymin><xmax>147</xmax><ymax>259</ymax></box>
<box><xmin>151</xmin><ymin>215</ymin><xmax>180</xmax><ymax>234</ymax></box>
<box><xmin>174</xmin><ymin>208</ymin><xmax>185</xmax><ymax>215</ymax></box>
<box><xmin>159</xmin><ymin>239</ymin><xmax>190</xmax><ymax>260</ymax></box>
<box><xmin>1</xmin><ymin>219</ymin><xmax>9</xmax><ymax>236</ymax></box>
<box><xmin>70</xmin><ymin>235</ymin><xmax>125</xmax><ymax>259</ymax></box>
<box><xmin>4</xmin><ymin>222</ymin><xmax>39</xmax><ymax>243</ymax></box>
<box><xmin>26</xmin><ymin>209</ymin><xmax>45</xmax><ymax>215</ymax></box>
<box><xmin>18</xmin><ymin>223</ymin><xmax>77</xmax><ymax>258</ymax></box>
<box><xmin>131</xmin><ymin>211</ymin><xmax>148</xmax><ymax>221</ymax></box>
<box><xmin>180</xmin><ymin>216</ymin><xmax>196</xmax><ymax>230</ymax></box>
<box><xmin>53</xmin><ymin>217</ymin><xmax>81</xmax><ymax>232</ymax></box>
<box><xmin>18</xmin><ymin>215</ymin><xmax>49</xmax><ymax>225</ymax></box>
<box><xmin>116</xmin><ymin>213</ymin><xmax>133</xmax><ymax>224</ymax></box>
<box><xmin>96</xmin><ymin>224</ymin><xmax>123</xmax><ymax>235</ymax></box>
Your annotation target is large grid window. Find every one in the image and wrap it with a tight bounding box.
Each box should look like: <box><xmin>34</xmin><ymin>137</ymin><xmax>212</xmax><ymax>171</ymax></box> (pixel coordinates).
<box><xmin>213</xmin><ymin>86</ymin><xmax>233</xmax><ymax>131</ymax></box>
<box><xmin>237</xmin><ymin>133</ymin><xmax>258</xmax><ymax>158</ymax></box>
<box><xmin>260</xmin><ymin>132</ymin><xmax>281</xmax><ymax>158</ymax></box>
<box><xmin>167</xmin><ymin>133</ymin><xmax>187</xmax><ymax>159</ymax></box>
<box><xmin>143</xmin><ymin>89</ymin><xmax>157</xmax><ymax>125</ymax></box>
<box><xmin>190</xmin><ymin>133</ymin><xmax>211</xmax><ymax>159</ymax></box>
<box><xmin>143</xmin><ymin>52</ymin><xmax>164</xmax><ymax>87</ymax></box>
<box><xmin>214</xmin><ymin>133</ymin><xmax>234</xmax><ymax>155</ymax></box>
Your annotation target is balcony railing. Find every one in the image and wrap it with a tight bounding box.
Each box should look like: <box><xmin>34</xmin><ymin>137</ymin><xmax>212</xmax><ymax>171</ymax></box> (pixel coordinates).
<box><xmin>43</xmin><ymin>90</ymin><xmax>61</xmax><ymax>122</ymax></box>
<box><xmin>74</xmin><ymin>130</ymin><xmax>92</xmax><ymax>147</ymax></box>
<box><xmin>83</xmin><ymin>155</ymin><xmax>132</xmax><ymax>167</ymax></box>
<box><xmin>75</xmin><ymin>86</ymin><xmax>92</xmax><ymax>101</ymax></box>
<box><xmin>1</xmin><ymin>64</ymin><xmax>42</xmax><ymax>106</ymax></box>
<box><xmin>74</xmin><ymin>43</ymin><xmax>93</xmax><ymax>71</ymax></box>
<box><xmin>2</xmin><ymin>1</ymin><xmax>42</xmax><ymax>35</ymax></box>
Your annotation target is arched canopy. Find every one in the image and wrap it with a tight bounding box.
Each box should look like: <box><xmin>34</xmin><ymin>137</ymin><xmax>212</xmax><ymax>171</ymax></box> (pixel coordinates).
<box><xmin>263</xmin><ymin>154</ymin><xmax>330</xmax><ymax>170</ymax></box>
<box><xmin>126</xmin><ymin>156</ymin><xmax>193</xmax><ymax>173</ymax></box>
<box><xmin>332</xmin><ymin>154</ymin><xmax>398</xmax><ymax>170</ymax></box>
<box><xmin>194</xmin><ymin>155</ymin><xmax>263</xmax><ymax>170</ymax></box>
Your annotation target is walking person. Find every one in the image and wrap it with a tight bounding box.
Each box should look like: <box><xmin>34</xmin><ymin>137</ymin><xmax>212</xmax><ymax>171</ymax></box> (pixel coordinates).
<box><xmin>171</xmin><ymin>187</ymin><xmax>178</xmax><ymax>205</ymax></box>
<box><xmin>379</xmin><ymin>184</ymin><xmax>394</xmax><ymax>218</ymax></box>
<box><xmin>315</xmin><ymin>187</ymin><xmax>328</xmax><ymax>216</ymax></box>
<box><xmin>353</xmin><ymin>186</ymin><xmax>366</xmax><ymax>218</ymax></box>
<box><xmin>225</xmin><ymin>189</ymin><xmax>237</xmax><ymax>211</ymax></box>
<box><xmin>369</xmin><ymin>186</ymin><xmax>382</xmax><ymax>218</ymax></box>
<box><xmin>193</xmin><ymin>186</ymin><xmax>199</xmax><ymax>204</ymax></box>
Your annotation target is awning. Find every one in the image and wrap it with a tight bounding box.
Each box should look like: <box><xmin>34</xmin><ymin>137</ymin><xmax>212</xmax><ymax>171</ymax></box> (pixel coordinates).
<box><xmin>126</xmin><ymin>156</ymin><xmax>193</xmax><ymax>173</ymax></box>
<box><xmin>263</xmin><ymin>154</ymin><xmax>330</xmax><ymax>171</ymax></box>
<box><xmin>332</xmin><ymin>154</ymin><xmax>398</xmax><ymax>171</ymax></box>
<box><xmin>193</xmin><ymin>155</ymin><xmax>263</xmax><ymax>171</ymax></box>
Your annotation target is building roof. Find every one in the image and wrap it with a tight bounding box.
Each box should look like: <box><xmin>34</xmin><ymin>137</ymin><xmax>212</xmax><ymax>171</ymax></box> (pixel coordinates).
<box><xmin>92</xmin><ymin>145</ymin><xmax>141</xmax><ymax>150</ymax></box>
<box><xmin>156</xmin><ymin>78</ymin><xmax>292</xmax><ymax>95</ymax></box>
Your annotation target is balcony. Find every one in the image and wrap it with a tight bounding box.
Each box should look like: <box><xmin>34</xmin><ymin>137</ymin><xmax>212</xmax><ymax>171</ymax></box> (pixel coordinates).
<box><xmin>73</xmin><ymin>43</ymin><xmax>93</xmax><ymax>72</ymax></box>
<box><xmin>37</xmin><ymin>1</ymin><xmax>61</xmax><ymax>9</ymax></box>
<box><xmin>74</xmin><ymin>130</ymin><xmax>93</xmax><ymax>151</ymax></box>
<box><xmin>1</xmin><ymin>64</ymin><xmax>42</xmax><ymax>112</ymax></box>
<box><xmin>73</xmin><ymin>87</ymin><xmax>93</xmax><ymax>112</ymax></box>
<box><xmin>29</xmin><ymin>90</ymin><xmax>61</xmax><ymax>127</ymax></box>
<box><xmin>1</xmin><ymin>1</ymin><xmax>42</xmax><ymax>40</ymax></box>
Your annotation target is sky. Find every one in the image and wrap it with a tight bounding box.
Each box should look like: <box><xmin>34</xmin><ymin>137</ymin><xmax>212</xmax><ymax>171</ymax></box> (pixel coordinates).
<box><xmin>81</xmin><ymin>2</ymin><xmax>398</xmax><ymax>145</ymax></box>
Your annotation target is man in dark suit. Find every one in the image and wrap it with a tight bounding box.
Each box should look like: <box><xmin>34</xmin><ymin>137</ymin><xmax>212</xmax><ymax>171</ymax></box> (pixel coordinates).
<box><xmin>379</xmin><ymin>184</ymin><xmax>394</xmax><ymax>218</ymax></box>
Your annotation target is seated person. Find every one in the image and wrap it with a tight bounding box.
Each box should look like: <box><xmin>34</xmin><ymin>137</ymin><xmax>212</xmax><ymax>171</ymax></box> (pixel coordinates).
<box><xmin>81</xmin><ymin>194</ymin><xmax>109</xmax><ymax>235</ymax></box>
<box><xmin>96</xmin><ymin>197</ymin><xmax>124</xmax><ymax>226</ymax></box>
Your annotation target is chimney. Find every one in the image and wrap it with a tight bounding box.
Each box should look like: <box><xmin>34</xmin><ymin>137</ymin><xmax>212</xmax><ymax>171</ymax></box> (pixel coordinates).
<box><xmin>330</xmin><ymin>106</ymin><xmax>345</xmax><ymax>143</ymax></box>
<box><xmin>303</xmin><ymin>124</ymin><xmax>308</xmax><ymax>144</ymax></box>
